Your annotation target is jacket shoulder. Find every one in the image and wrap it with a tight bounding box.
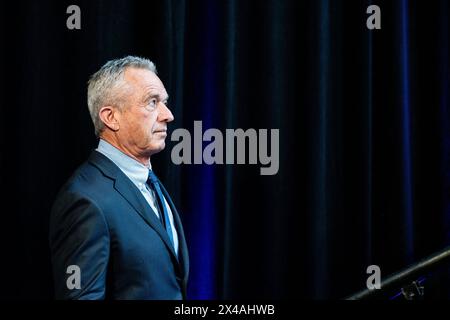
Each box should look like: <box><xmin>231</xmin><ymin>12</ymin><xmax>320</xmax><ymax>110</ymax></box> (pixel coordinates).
<box><xmin>53</xmin><ymin>158</ymin><xmax>113</xmax><ymax>207</ymax></box>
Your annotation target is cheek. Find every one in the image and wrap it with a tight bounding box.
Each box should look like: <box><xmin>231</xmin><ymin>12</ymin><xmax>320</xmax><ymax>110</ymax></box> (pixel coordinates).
<box><xmin>127</xmin><ymin>110</ymin><xmax>159</xmax><ymax>144</ymax></box>
<box><xmin>146</xmin><ymin>113</ymin><xmax>158</xmax><ymax>133</ymax></box>
<box><xmin>123</xmin><ymin>116</ymin><xmax>147</xmax><ymax>141</ymax></box>
<box><xmin>143</xmin><ymin>114</ymin><xmax>158</xmax><ymax>141</ymax></box>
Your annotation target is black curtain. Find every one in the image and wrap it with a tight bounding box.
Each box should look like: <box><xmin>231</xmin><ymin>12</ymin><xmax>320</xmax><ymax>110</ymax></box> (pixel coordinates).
<box><xmin>0</xmin><ymin>0</ymin><xmax>449</xmax><ymax>299</ymax></box>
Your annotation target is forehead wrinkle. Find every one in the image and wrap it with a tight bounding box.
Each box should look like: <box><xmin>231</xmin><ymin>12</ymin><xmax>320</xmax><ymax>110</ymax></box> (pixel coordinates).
<box><xmin>143</xmin><ymin>85</ymin><xmax>168</xmax><ymax>101</ymax></box>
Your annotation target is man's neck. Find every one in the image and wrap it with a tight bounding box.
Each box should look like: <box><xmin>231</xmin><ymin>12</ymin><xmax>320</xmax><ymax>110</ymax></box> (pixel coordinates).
<box><xmin>99</xmin><ymin>136</ymin><xmax>151</xmax><ymax>168</ymax></box>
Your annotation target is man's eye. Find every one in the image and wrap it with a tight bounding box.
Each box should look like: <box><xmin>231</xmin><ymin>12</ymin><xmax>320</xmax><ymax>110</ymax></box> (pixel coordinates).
<box><xmin>148</xmin><ymin>99</ymin><xmax>157</xmax><ymax>108</ymax></box>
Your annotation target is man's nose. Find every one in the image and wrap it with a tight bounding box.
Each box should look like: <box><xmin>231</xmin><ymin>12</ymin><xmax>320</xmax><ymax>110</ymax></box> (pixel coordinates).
<box><xmin>158</xmin><ymin>102</ymin><xmax>174</xmax><ymax>123</ymax></box>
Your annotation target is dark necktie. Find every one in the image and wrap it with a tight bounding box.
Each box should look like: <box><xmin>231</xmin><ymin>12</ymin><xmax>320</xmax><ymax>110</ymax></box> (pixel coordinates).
<box><xmin>147</xmin><ymin>170</ymin><xmax>175</xmax><ymax>252</ymax></box>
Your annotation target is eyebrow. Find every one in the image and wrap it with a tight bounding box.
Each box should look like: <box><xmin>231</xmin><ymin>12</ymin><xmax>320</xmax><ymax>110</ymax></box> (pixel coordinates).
<box><xmin>142</xmin><ymin>92</ymin><xmax>169</xmax><ymax>103</ymax></box>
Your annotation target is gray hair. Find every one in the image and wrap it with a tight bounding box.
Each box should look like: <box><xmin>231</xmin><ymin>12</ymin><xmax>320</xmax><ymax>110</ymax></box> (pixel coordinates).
<box><xmin>87</xmin><ymin>56</ymin><xmax>157</xmax><ymax>137</ymax></box>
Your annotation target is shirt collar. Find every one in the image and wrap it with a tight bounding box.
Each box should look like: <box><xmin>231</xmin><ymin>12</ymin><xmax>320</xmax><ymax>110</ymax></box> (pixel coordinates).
<box><xmin>96</xmin><ymin>139</ymin><xmax>152</xmax><ymax>187</ymax></box>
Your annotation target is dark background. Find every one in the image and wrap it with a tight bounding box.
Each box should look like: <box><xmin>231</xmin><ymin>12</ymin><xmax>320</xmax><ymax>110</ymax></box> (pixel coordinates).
<box><xmin>0</xmin><ymin>0</ymin><xmax>449</xmax><ymax>299</ymax></box>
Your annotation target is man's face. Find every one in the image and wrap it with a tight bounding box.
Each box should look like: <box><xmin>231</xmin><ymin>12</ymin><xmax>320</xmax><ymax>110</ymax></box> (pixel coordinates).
<box><xmin>115</xmin><ymin>67</ymin><xmax>174</xmax><ymax>159</ymax></box>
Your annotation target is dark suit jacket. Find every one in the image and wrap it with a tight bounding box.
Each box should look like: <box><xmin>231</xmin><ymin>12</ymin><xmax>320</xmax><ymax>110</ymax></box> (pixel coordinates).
<box><xmin>49</xmin><ymin>151</ymin><xmax>189</xmax><ymax>300</ymax></box>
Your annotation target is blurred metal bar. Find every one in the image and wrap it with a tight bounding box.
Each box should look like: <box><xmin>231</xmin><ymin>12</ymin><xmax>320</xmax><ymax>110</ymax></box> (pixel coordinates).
<box><xmin>346</xmin><ymin>245</ymin><xmax>450</xmax><ymax>300</ymax></box>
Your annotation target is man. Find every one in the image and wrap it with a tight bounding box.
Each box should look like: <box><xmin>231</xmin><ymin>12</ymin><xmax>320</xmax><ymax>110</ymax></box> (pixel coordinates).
<box><xmin>49</xmin><ymin>56</ymin><xmax>189</xmax><ymax>300</ymax></box>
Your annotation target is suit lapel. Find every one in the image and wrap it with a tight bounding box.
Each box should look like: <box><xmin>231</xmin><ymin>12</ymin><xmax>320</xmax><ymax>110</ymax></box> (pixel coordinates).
<box><xmin>88</xmin><ymin>151</ymin><xmax>180</xmax><ymax>266</ymax></box>
<box><xmin>113</xmin><ymin>175</ymin><xmax>179</xmax><ymax>260</ymax></box>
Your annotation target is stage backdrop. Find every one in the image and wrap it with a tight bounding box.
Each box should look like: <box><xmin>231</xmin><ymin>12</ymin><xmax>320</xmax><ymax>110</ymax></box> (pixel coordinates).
<box><xmin>0</xmin><ymin>0</ymin><xmax>449</xmax><ymax>299</ymax></box>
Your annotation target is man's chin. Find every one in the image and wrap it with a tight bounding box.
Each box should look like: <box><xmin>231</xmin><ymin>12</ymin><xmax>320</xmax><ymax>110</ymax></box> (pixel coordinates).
<box><xmin>148</xmin><ymin>142</ymin><xmax>165</xmax><ymax>156</ymax></box>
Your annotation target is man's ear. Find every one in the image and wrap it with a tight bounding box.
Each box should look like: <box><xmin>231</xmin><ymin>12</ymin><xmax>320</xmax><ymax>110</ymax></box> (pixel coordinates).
<box><xmin>99</xmin><ymin>106</ymin><xmax>120</xmax><ymax>131</ymax></box>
